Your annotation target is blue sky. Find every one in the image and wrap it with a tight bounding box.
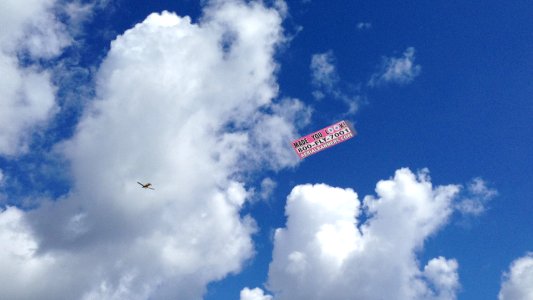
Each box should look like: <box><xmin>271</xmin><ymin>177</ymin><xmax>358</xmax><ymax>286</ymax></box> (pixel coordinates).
<box><xmin>0</xmin><ymin>0</ymin><xmax>532</xmax><ymax>299</ymax></box>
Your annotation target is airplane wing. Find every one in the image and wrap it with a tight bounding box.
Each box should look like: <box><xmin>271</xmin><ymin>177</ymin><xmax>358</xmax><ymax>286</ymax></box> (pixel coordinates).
<box><xmin>137</xmin><ymin>182</ymin><xmax>144</xmax><ymax>186</ymax></box>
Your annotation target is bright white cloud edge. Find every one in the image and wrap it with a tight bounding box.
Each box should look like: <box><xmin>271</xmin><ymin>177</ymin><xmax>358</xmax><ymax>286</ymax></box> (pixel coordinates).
<box><xmin>243</xmin><ymin>168</ymin><xmax>461</xmax><ymax>300</ymax></box>
<box><xmin>499</xmin><ymin>253</ymin><xmax>533</xmax><ymax>300</ymax></box>
<box><xmin>241</xmin><ymin>287</ymin><xmax>273</xmax><ymax>300</ymax></box>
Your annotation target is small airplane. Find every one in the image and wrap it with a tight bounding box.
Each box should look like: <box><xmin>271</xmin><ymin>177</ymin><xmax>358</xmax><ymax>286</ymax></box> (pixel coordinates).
<box><xmin>137</xmin><ymin>182</ymin><xmax>155</xmax><ymax>190</ymax></box>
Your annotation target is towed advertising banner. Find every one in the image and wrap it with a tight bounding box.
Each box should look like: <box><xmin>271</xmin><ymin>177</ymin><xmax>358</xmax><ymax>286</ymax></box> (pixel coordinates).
<box><xmin>291</xmin><ymin>120</ymin><xmax>356</xmax><ymax>159</ymax></box>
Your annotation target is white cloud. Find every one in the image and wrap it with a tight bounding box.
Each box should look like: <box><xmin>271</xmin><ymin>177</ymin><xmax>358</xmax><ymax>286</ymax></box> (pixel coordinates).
<box><xmin>310</xmin><ymin>51</ymin><xmax>362</xmax><ymax>114</ymax></box>
<box><xmin>0</xmin><ymin>0</ymin><xmax>70</xmax><ymax>156</ymax></box>
<box><xmin>0</xmin><ymin>58</ymin><xmax>57</xmax><ymax>155</ymax></box>
<box><xmin>260</xmin><ymin>177</ymin><xmax>277</xmax><ymax>201</ymax></box>
<box><xmin>499</xmin><ymin>253</ymin><xmax>533</xmax><ymax>300</ymax></box>
<box><xmin>60</xmin><ymin>0</ymin><xmax>113</xmax><ymax>37</ymax></box>
<box><xmin>423</xmin><ymin>257</ymin><xmax>460</xmax><ymax>300</ymax></box>
<box><xmin>0</xmin><ymin>0</ymin><xmax>62</xmax><ymax>50</ymax></box>
<box><xmin>310</xmin><ymin>51</ymin><xmax>338</xmax><ymax>93</ymax></box>
<box><xmin>245</xmin><ymin>98</ymin><xmax>311</xmax><ymax>170</ymax></box>
<box><xmin>369</xmin><ymin>47</ymin><xmax>421</xmax><ymax>87</ymax></box>
<box><xmin>456</xmin><ymin>177</ymin><xmax>497</xmax><ymax>216</ymax></box>
<box><xmin>260</xmin><ymin>168</ymin><xmax>460</xmax><ymax>300</ymax></box>
<box><xmin>241</xmin><ymin>287</ymin><xmax>273</xmax><ymax>300</ymax></box>
<box><xmin>0</xmin><ymin>206</ymin><xmax>62</xmax><ymax>298</ymax></box>
<box><xmin>19</xmin><ymin>12</ymin><xmax>70</xmax><ymax>60</ymax></box>
<box><xmin>64</xmin><ymin>0</ymin><xmax>109</xmax><ymax>22</ymax></box>
<box><xmin>0</xmin><ymin>1</ymin><xmax>309</xmax><ymax>299</ymax></box>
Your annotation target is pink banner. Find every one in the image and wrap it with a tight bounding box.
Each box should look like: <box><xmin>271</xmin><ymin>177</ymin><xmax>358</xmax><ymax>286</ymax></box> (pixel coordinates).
<box><xmin>291</xmin><ymin>120</ymin><xmax>356</xmax><ymax>159</ymax></box>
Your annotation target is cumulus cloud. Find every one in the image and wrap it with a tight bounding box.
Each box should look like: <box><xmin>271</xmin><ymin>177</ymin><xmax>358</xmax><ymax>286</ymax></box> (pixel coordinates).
<box><xmin>423</xmin><ymin>257</ymin><xmax>460</xmax><ymax>300</ymax></box>
<box><xmin>0</xmin><ymin>1</ymin><xmax>310</xmax><ymax>299</ymax></box>
<box><xmin>369</xmin><ymin>47</ymin><xmax>421</xmax><ymax>87</ymax></box>
<box><xmin>241</xmin><ymin>287</ymin><xmax>273</xmax><ymax>300</ymax></box>
<box><xmin>310</xmin><ymin>51</ymin><xmax>362</xmax><ymax>114</ymax></box>
<box><xmin>499</xmin><ymin>253</ymin><xmax>533</xmax><ymax>300</ymax></box>
<box><xmin>247</xmin><ymin>168</ymin><xmax>461</xmax><ymax>300</ymax></box>
<box><xmin>456</xmin><ymin>177</ymin><xmax>497</xmax><ymax>216</ymax></box>
<box><xmin>0</xmin><ymin>0</ymin><xmax>70</xmax><ymax>156</ymax></box>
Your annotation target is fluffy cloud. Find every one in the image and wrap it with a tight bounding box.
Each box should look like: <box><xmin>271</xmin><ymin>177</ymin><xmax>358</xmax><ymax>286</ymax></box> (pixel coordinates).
<box><xmin>499</xmin><ymin>253</ymin><xmax>533</xmax><ymax>300</ymax></box>
<box><xmin>310</xmin><ymin>51</ymin><xmax>361</xmax><ymax>114</ymax></box>
<box><xmin>0</xmin><ymin>0</ymin><xmax>70</xmax><ymax>155</ymax></box>
<box><xmin>0</xmin><ymin>58</ymin><xmax>57</xmax><ymax>155</ymax></box>
<box><xmin>456</xmin><ymin>177</ymin><xmax>497</xmax><ymax>216</ymax></box>
<box><xmin>369</xmin><ymin>47</ymin><xmax>421</xmax><ymax>87</ymax></box>
<box><xmin>0</xmin><ymin>0</ymin><xmax>68</xmax><ymax>52</ymax></box>
<box><xmin>249</xmin><ymin>168</ymin><xmax>460</xmax><ymax>300</ymax></box>
<box><xmin>0</xmin><ymin>206</ymin><xmax>61</xmax><ymax>298</ymax></box>
<box><xmin>241</xmin><ymin>287</ymin><xmax>273</xmax><ymax>300</ymax></box>
<box><xmin>423</xmin><ymin>257</ymin><xmax>460</xmax><ymax>300</ymax></box>
<box><xmin>0</xmin><ymin>1</ymin><xmax>308</xmax><ymax>299</ymax></box>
